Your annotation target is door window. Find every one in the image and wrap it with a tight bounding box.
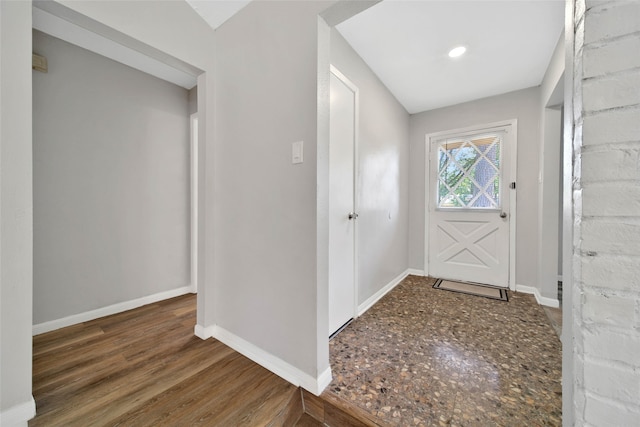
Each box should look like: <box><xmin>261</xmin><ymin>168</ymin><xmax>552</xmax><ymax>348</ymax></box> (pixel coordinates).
<box><xmin>436</xmin><ymin>133</ymin><xmax>502</xmax><ymax>209</ymax></box>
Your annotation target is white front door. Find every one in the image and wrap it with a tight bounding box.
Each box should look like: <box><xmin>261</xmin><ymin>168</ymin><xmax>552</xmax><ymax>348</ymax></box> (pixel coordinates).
<box><xmin>328</xmin><ymin>66</ymin><xmax>357</xmax><ymax>336</ymax></box>
<box><xmin>428</xmin><ymin>124</ymin><xmax>514</xmax><ymax>288</ymax></box>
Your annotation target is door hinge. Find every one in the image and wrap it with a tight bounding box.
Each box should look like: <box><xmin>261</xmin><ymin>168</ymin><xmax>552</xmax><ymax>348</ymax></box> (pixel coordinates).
<box><xmin>32</xmin><ymin>53</ymin><xmax>48</xmax><ymax>73</ymax></box>
<box><xmin>510</xmin><ymin>182</ymin><xmax>516</xmax><ymax>189</ymax></box>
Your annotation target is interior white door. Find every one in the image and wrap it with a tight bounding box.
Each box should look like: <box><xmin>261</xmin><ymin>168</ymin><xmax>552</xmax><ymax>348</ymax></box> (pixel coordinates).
<box><xmin>428</xmin><ymin>127</ymin><xmax>512</xmax><ymax>287</ymax></box>
<box><xmin>328</xmin><ymin>67</ymin><xmax>357</xmax><ymax>336</ymax></box>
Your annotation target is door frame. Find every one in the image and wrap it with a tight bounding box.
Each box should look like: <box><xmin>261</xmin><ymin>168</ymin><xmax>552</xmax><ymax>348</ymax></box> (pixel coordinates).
<box><xmin>329</xmin><ymin>64</ymin><xmax>360</xmax><ymax>331</ymax></box>
<box><xmin>424</xmin><ymin>119</ymin><xmax>518</xmax><ymax>290</ymax></box>
<box><xmin>190</xmin><ymin>113</ymin><xmax>199</xmax><ymax>294</ymax></box>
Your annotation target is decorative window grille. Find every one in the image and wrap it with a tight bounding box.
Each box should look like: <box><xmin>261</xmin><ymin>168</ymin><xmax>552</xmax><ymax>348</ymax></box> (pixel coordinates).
<box><xmin>437</xmin><ymin>134</ymin><xmax>502</xmax><ymax>209</ymax></box>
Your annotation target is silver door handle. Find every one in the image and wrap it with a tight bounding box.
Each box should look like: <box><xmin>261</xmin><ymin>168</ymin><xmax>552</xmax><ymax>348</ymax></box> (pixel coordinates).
<box><xmin>348</xmin><ymin>212</ymin><xmax>359</xmax><ymax>220</ymax></box>
<box><xmin>499</xmin><ymin>212</ymin><xmax>507</xmax><ymax>218</ymax></box>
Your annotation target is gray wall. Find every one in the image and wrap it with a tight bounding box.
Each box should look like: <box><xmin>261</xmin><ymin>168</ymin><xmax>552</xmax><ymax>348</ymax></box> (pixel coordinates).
<box><xmin>330</xmin><ymin>29</ymin><xmax>410</xmax><ymax>306</ymax></box>
<box><xmin>0</xmin><ymin>0</ymin><xmax>34</xmax><ymax>422</ymax></box>
<box><xmin>408</xmin><ymin>87</ymin><xmax>541</xmax><ymax>289</ymax></box>
<box><xmin>33</xmin><ymin>30</ymin><xmax>191</xmax><ymax>325</ymax></box>
<box><xmin>213</xmin><ymin>0</ymin><xmax>333</xmax><ymax>384</ymax></box>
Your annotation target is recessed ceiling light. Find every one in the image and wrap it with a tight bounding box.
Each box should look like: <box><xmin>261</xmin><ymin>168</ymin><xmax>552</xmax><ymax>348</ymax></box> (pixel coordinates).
<box><xmin>448</xmin><ymin>46</ymin><xmax>467</xmax><ymax>58</ymax></box>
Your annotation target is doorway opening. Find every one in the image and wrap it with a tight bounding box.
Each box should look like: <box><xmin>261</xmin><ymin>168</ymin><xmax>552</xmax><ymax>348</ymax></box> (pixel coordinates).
<box><xmin>31</xmin><ymin>2</ymin><xmax>205</xmax><ymax>334</ymax></box>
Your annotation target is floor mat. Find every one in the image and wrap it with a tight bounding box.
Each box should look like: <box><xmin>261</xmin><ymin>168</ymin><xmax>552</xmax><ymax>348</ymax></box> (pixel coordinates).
<box><xmin>433</xmin><ymin>278</ymin><xmax>508</xmax><ymax>301</ymax></box>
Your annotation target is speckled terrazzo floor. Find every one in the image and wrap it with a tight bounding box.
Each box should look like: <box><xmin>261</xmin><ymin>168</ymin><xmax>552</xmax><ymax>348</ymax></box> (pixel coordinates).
<box><xmin>326</xmin><ymin>275</ymin><xmax>562</xmax><ymax>427</ymax></box>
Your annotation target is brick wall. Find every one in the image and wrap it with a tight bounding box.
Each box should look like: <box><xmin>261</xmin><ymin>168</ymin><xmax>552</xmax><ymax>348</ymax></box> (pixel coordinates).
<box><xmin>573</xmin><ymin>0</ymin><xmax>640</xmax><ymax>424</ymax></box>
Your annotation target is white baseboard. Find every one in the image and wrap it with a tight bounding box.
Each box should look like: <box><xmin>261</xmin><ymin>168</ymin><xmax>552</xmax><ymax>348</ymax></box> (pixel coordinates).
<box><xmin>194</xmin><ymin>323</ymin><xmax>215</xmax><ymax>340</ymax></box>
<box><xmin>407</xmin><ymin>268</ymin><xmax>425</xmax><ymax>276</ymax></box>
<box><xmin>0</xmin><ymin>396</ymin><xmax>35</xmax><ymax>426</ymax></box>
<box><xmin>212</xmin><ymin>325</ymin><xmax>332</xmax><ymax>396</ymax></box>
<box><xmin>515</xmin><ymin>284</ymin><xmax>560</xmax><ymax>308</ymax></box>
<box><xmin>358</xmin><ymin>269</ymin><xmax>410</xmax><ymax>316</ymax></box>
<box><xmin>33</xmin><ymin>285</ymin><xmax>194</xmax><ymax>335</ymax></box>
<box><xmin>315</xmin><ymin>366</ymin><xmax>333</xmax><ymax>395</ymax></box>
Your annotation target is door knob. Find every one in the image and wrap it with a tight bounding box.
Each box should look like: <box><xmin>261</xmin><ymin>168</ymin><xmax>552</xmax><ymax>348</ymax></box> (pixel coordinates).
<box><xmin>348</xmin><ymin>212</ymin><xmax>359</xmax><ymax>220</ymax></box>
<box><xmin>499</xmin><ymin>212</ymin><xmax>507</xmax><ymax>218</ymax></box>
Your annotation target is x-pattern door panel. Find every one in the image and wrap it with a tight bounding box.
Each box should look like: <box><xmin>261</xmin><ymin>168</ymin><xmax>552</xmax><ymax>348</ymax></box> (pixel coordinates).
<box><xmin>436</xmin><ymin>220</ymin><xmax>499</xmax><ymax>267</ymax></box>
<box><xmin>432</xmin><ymin>213</ymin><xmax>507</xmax><ymax>285</ymax></box>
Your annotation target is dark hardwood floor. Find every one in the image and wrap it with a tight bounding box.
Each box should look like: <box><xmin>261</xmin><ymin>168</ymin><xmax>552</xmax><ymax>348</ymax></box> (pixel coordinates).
<box><xmin>31</xmin><ymin>294</ymin><xmax>305</xmax><ymax>426</ymax></box>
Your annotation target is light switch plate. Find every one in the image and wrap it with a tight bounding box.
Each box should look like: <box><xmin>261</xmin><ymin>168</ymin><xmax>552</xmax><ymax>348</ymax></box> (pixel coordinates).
<box><xmin>292</xmin><ymin>141</ymin><xmax>303</xmax><ymax>164</ymax></box>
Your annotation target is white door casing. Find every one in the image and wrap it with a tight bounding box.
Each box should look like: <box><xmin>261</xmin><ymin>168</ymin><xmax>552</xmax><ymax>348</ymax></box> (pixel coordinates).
<box><xmin>328</xmin><ymin>66</ymin><xmax>358</xmax><ymax>336</ymax></box>
<box><xmin>190</xmin><ymin>113</ymin><xmax>198</xmax><ymax>294</ymax></box>
<box><xmin>426</xmin><ymin>121</ymin><xmax>517</xmax><ymax>289</ymax></box>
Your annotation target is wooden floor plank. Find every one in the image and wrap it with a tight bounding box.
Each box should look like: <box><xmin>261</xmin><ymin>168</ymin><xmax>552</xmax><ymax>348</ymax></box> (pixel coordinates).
<box><xmin>208</xmin><ymin>370</ymin><xmax>297</xmax><ymax>426</ymax></box>
<box><xmin>295</xmin><ymin>413</ymin><xmax>324</xmax><ymax>427</ymax></box>
<box><xmin>30</xmin><ymin>295</ymin><xmax>304</xmax><ymax>427</ymax></box>
<box><xmin>84</xmin><ymin>303</ymin><xmax>160</xmax><ymax>332</ymax></box>
<box><xmin>33</xmin><ymin>338</ymin><xmax>228</xmax><ymax>425</ymax></box>
<box><xmin>33</xmin><ymin>324</ymin><xmax>105</xmax><ymax>357</ymax></box>
<box><xmin>272</xmin><ymin>387</ymin><xmax>304</xmax><ymax>427</ymax></box>
<box><xmin>107</xmin><ymin>351</ymin><xmax>248</xmax><ymax>426</ymax></box>
<box><xmin>33</xmin><ymin>352</ymin><xmax>127</xmax><ymax>396</ymax></box>
<box><xmin>62</xmin><ymin>344</ymin><xmax>237</xmax><ymax>427</ymax></box>
<box><xmin>33</xmin><ymin>319</ymin><xmax>189</xmax><ymax>389</ymax></box>
<box><xmin>175</xmin><ymin>361</ymin><xmax>273</xmax><ymax>426</ymax></box>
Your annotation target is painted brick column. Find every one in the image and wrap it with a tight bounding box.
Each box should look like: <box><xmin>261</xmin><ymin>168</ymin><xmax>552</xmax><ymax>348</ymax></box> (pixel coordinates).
<box><xmin>572</xmin><ymin>0</ymin><xmax>640</xmax><ymax>424</ymax></box>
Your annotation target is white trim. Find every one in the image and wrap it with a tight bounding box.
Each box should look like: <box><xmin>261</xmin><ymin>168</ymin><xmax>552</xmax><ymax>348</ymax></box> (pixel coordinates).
<box><xmin>358</xmin><ymin>269</ymin><xmax>409</xmax><ymax>316</ymax></box>
<box><xmin>32</xmin><ymin>6</ymin><xmax>197</xmax><ymax>89</ymax></box>
<box><xmin>353</xmin><ymin>73</ymin><xmax>360</xmax><ymax>322</ymax></box>
<box><xmin>509</xmin><ymin>120</ymin><xmax>518</xmax><ymax>291</ymax></box>
<box><xmin>33</xmin><ymin>285</ymin><xmax>194</xmax><ymax>335</ymax></box>
<box><xmin>424</xmin><ymin>138</ymin><xmax>430</xmax><ymax>277</ymax></box>
<box><xmin>0</xmin><ymin>396</ymin><xmax>36</xmax><ymax>426</ymax></box>
<box><xmin>538</xmin><ymin>294</ymin><xmax>560</xmax><ymax>308</ymax></box>
<box><xmin>194</xmin><ymin>323</ymin><xmax>215</xmax><ymax>340</ymax></box>
<box><xmin>424</xmin><ymin>119</ymin><xmax>518</xmax><ymax>291</ymax></box>
<box><xmin>426</xmin><ymin>122</ymin><xmax>518</xmax><ymax>140</ymax></box>
<box><xmin>190</xmin><ymin>113</ymin><xmax>199</xmax><ymax>294</ymax></box>
<box><xmin>407</xmin><ymin>268</ymin><xmax>425</xmax><ymax>276</ymax></box>
<box><xmin>315</xmin><ymin>366</ymin><xmax>333</xmax><ymax>395</ymax></box>
<box><xmin>212</xmin><ymin>325</ymin><xmax>333</xmax><ymax>396</ymax></box>
<box><xmin>515</xmin><ymin>284</ymin><xmax>560</xmax><ymax>308</ymax></box>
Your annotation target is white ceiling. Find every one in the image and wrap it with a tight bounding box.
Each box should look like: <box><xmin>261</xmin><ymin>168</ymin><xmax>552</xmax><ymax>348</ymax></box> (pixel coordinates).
<box><xmin>37</xmin><ymin>0</ymin><xmax>563</xmax><ymax>112</ymax></box>
<box><xmin>336</xmin><ymin>0</ymin><xmax>565</xmax><ymax>114</ymax></box>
